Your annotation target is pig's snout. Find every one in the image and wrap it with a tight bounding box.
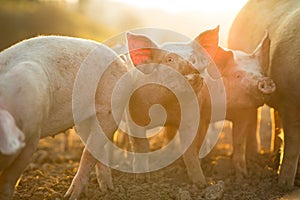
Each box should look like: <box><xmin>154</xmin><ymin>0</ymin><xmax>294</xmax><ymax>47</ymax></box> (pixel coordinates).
<box><xmin>0</xmin><ymin>110</ymin><xmax>26</xmax><ymax>155</ymax></box>
<box><xmin>258</xmin><ymin>77</ymin><xmax>276</xmax><ymax>94</ymax></box>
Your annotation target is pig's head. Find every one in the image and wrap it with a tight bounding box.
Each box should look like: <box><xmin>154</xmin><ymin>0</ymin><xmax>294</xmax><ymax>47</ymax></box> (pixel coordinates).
<box><xmin>194</xmin><ymin>28</ymin><xmax>276</xmax><ymax>109</ymax></box>
<box><xmin>0</xmin><ymin>109</ymin><xmax>25</xmax><ymax>155</ymax></box>
<box><xmin>126</xmin><ymin>32</ymin><xmax>209</xmax><ymax>95</ymax></box>
<box><xmin>126</xmin><ymin>32</ymin><xmax>207</xmax><ymax>126</ymax></box>
<box><xmin>126</xmin><ymin>32</ymin><xmax>201</xmax><ymax>76</ymax></box>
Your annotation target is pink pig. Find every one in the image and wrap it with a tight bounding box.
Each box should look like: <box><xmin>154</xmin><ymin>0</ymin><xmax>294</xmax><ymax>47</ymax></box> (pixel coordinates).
<box><xmin>65</xmin><ymin>30</ymin><xmax>215</xmax><ymax>199</ymax></box>
<box><xmin>162</xmin><ymin>27</ymin><xmax>275</xmax><ymax>178</ymax></box>
<box><xmin>204</xmin><ymin>28</ymin><xmax>276</xmax><ymax>176</ymax></box>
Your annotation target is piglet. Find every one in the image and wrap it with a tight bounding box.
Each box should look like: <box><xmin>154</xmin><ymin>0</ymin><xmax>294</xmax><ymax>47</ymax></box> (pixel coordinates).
<box><xmin>64</xmin><ymin>30</ymin><xmax>215</xmax><ymax>199</ymax></box>
<box><xmin>0</xmin><ymin>36</ymin><xmax>128</xmax><ymax>199</ymax></box>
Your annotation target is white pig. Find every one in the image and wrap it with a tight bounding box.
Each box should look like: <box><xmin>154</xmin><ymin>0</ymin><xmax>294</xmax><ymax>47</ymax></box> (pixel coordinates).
<box><xmin>0</xmin><ymin>35</ymin><xmax>128</xmax><ymax>200</ymax></box>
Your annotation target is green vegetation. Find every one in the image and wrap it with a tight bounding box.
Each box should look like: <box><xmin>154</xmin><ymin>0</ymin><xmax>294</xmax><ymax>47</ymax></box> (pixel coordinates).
<box><xmin>0</xmin><ymin>1</ymin><xmax>117</xmax><ymax>50</ymax></box>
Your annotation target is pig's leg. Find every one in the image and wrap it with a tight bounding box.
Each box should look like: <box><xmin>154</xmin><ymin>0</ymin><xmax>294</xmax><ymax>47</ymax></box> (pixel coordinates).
<box><xmin>232</xmin><ymin>108</ymin><xmax>257</xmax><ymax>177</ymax></box>
<box><xmin>128</xmin><ymin>126</ymin><xmax>150</xmax><ymax>181</ymax></box>
<box><xmin>296</xmin><ymin>160</ymin><xmax>300</xmax><ymax>186</ymax></box>
<box><xmin>161</xmin><ymin>126</ymin><xmax>177</xmax><ymax>148</ymax></box>
<box><xmin>278</xmin><ymin>105</ymin><xmax>300</xmax><ymax>189</ymax></box>
<box><xmin>131</xmin><ymin>136</ymin><xmax>149</xmax><ymax>165</ymax></box>
<box><xmin>65</xmin><ymin>148</ymin><xmax>97</xmax><ymax>200</ymax></box>
<box><xmin>65</xmin><ymin>112</ymin><xmax>120</xmax><ymax>199</ymax></box>
<box><xmin>115</xmin><ymin>129</ymin><xmax>130</xmax><ymax>150</ymax></box>
<box><xmin>95</xmin><ymin>161</ymin><xmax>113</xmax><ymax>192</ymax></box>
<box><xmin>182</xmin><ymin>122</ymin><xmax>207</xmax><ymax>187</ymax></box>
<box><xmin>65</xmin><ymin>132</ymin><xmax>117</xmax><ymax>199</ymax></box>
<box><xmin>0</xmin><ymin>136</ymin><xmax>39</xmax><ymax>200</ymax></box>
<box><xmin>246</xmin><ymin>109</ymin><xmax>260</xmax><ymax>158</ymax></box>
<box><xmin>62</xmin><ymin>129</ymin><xmax>72</xmax><ymax>152</ymax></box>
<box><xmin>148</xmin><ymin>126</ymin><xmax>175</xmax><ymax>151</ymax></box>
<box><xmin>272</xmin><ymin>110</ymin><xmax>283</xmax><ymax>170</ymax></box>
<box><xmin>113</xmin><ymin>129</ymin><xmax>132</xmax><ymax>169</ymax></box>
<box><xmin>253</xmin><ymin>107</ymin><xmax>262</xmax><ymax>153</ymax></box>
<box><xmin>231</xmin><ymin>119</ymin><xmax>247</xmax><ymax>177</ymax></box>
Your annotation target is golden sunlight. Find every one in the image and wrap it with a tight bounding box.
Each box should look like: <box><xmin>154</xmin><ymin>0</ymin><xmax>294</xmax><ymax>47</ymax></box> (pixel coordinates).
<box><xmin>112</xmin><ymin>0</ymin><xmax>248</xmax><ymax>13</ymax></box>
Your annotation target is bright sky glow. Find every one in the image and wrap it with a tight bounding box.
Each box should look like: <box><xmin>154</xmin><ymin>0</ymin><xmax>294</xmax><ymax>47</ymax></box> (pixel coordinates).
<box><xmin>112</xmin><ymin>0</ymin><xmax>248</xmax><ymax>13</ymax></box>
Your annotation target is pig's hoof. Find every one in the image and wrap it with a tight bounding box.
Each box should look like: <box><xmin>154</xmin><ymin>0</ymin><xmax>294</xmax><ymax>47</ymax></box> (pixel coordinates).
<box><xmin>97</xmin><ymin>178</ymin><xmax>114</xmax><ymax>193</ymax></box>
<box><xmin>96</xmin><ymin>172</ymin><xmax>114</xmax><ymax>192</ymax></box>
<box><xmin>295</xmin><ymin>173</ymin><xmax>300</xmax><ymax>187</ymax></box>
<box><xmin>64</xmin><ymin>186</ymin><xmax>81</xmax><ymax>200</ymax></box>
<box><xmin>234</xmin><ymin>162</ymin><xmax>248</xmax><ymax>179</ymax></box>
<box><xmin>64</xmin><ymin>179</ymin><xmax>87</xmax><ymax>200</ymax></box>
<box><xmin>278</xmin><ymin>176</ymin><xmax>295</xmax><ymax>191</ymax></box>
<box><xmin>0</xmin><ymin>192</ymin><xmax>13</xmax><ymax>200</ymax></box>
<box><xmin>0</xmin><ymin>182</ymin><xmax>14</xmax><ymax>200</ymax></box>
<box><xmin>98</xmin><ymin>180</ymin><xmax>114</xmax><ymax>193</ymax></box>
<box><xmin>190</xmin><ymin>177</ymin><xmax>207</xmax><ymax>189</ymax></box>
<box><xmin>235</xmin><ymin>169</ymin><xmax>248</xmax><ymax>180</ymax></box>
<box><xmin>193</xmin><ymin>182</ymin><xmax>207</xmax><ymax>190</ymax></box>
<box><xmin>95</xmin><ymin>163</ymin><xmax>114</xmax><ymax>193</ymax></box>
<box><xmin>295</xmin><ymin>179</ymin><xmax>300</xmax><ymax>187</ymax></box>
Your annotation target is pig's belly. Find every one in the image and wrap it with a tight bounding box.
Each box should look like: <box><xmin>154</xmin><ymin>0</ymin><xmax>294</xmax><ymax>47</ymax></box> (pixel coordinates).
<box><xmin>40</xmin><ymin>77</ymin><xmax>77</xmax><ymax>137</ymax></box>
<box><xmin>41</xmin><ymin>108</ymin><xmax>74</xmax><ymax>138</ymax></box>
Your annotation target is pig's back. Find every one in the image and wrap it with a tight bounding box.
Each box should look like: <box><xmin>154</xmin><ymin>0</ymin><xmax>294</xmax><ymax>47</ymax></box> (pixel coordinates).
<box><xmin>228</xmin><ymin>0</ymin><xmax>300</xmax><ymax>53</ymax></box>
<box><xmin>0</xmin><ymin>36</ymin><xmax>104</xmax><ymax>137</ymax></box>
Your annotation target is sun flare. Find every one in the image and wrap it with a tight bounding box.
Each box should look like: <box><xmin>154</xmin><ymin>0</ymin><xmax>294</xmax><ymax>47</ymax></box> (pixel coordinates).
<box><xmin>112</xmin><ymin>0</ymin><xmax>248</xmax><ymax>13</ymax></box>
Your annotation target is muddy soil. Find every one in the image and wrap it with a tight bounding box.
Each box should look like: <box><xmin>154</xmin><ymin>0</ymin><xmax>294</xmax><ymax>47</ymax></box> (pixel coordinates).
<box><xmin>12</xmin><ymin>128</ymin><xmax>299</xmax><ymax>200</ymax></box>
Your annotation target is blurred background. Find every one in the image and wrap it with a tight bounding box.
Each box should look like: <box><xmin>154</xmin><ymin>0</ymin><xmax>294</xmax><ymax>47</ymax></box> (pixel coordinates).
<box><xmin>0</xmin><ymin>0</ymin><xmax>247</xmax><ymax>51</ymax></box>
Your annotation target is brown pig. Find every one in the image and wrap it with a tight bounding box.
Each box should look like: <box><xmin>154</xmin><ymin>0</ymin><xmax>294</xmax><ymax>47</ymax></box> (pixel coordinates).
<box><xmin>228</xmin><ymin>0</ymin><xmax>300</xmax><ymax>189</ymax></box>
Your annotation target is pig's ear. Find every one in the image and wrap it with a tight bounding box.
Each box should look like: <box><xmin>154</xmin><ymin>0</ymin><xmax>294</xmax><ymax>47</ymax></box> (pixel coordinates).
<box><xmin>126</xmin><ymin>32</ymin><xmax>159</xmax><ymax>66</ymax></box>
<box><xmin>252</xmin><ymin>31</ymin><xmax>270</xmax><ymax>74</ymax></box>
<box><xmin>194</xmin><ymin>25</ymin><xmax>220</xmax><ymax>58</ymax></box>
<box><xmin>206</xmin><ymin>47</ymin><xmax>233</xmax><ymax>78</ymax></box>
<box><xmin>214</xmin><ymin>47</ymin><xmax>234</xmax><ymax>68</ymax></box>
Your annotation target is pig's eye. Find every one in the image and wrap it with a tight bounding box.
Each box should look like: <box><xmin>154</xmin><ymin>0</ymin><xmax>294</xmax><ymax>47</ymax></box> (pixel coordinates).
<box><xmin>166</xmin><ymin>57</ymin><xmax>174</xmax><ymax>63</ymax></box>
<box><xmin>235</xmin><ymin>72</ymin><xmax>242</xmax><ymax>78</ymax></box>
<box><xmin>190</xmin><ymin>55</ymin><xmax>197</xmax><ymax>65</ymax></box>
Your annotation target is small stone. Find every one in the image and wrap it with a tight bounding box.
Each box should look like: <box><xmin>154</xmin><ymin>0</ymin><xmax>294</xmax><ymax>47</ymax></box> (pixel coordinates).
<box><xmin>177</xmin><ymin>189</ymin><xmax>192</xmax><ymax>200</ymax></box>
<box><xmin>204</xmin><ymin>181</ymin><xmax>224</xmax><ymax>200</ymax></box>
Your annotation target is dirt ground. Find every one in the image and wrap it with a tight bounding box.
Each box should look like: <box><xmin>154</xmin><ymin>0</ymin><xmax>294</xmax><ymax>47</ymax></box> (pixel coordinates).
<box><xmin>12</xmin><ymin>124</ymin><xmax>300</xmax><ymax>200</ymax></box>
